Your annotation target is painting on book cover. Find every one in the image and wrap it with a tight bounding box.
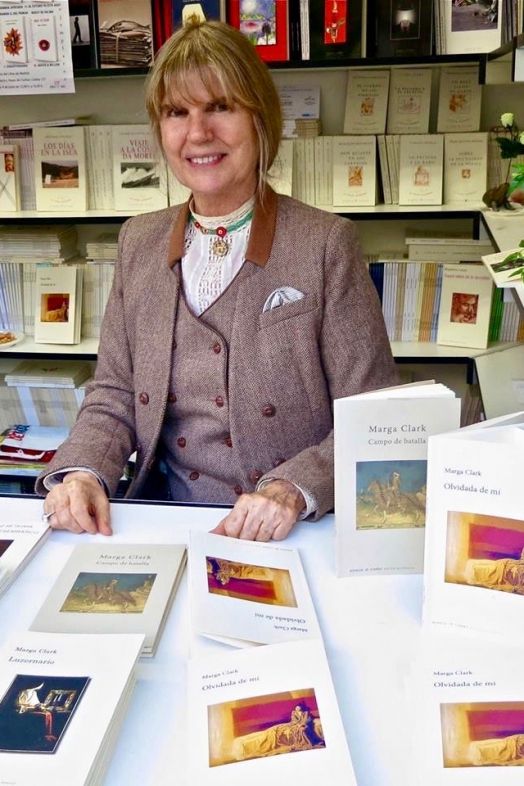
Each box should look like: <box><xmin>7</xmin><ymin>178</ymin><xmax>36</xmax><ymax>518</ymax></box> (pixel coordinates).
<box><xmin>445</xmin><ymin>511</ymin><xmax>524</xmax><ymax>596</ymax></box>
<box><xmin>208</xmin><ymin>688</ymin><xmax>325</xmax><ymax>766</ymax></box>
<box><xmin>60</xmin><ymin>571</ymin><xmax>156</xmax><ymax>613</ymax></box>
<box><xmin>348</xmin><ymin>165</ymin><xmax>364</xmax><ymax>187</ymax></box>
<box><xmin>324</xmin><ymin>0</ymin><xmax>347</xmax><ymax>45</ymax></box>
<box><xmin>0</xmin><ymin>540</ymin><xmax>13</xmax><ymax>559</ymax></box>
<box><xmin>120</xmin><ymin>162</ymin><xmax>160</xmax><ymax>190</ymax></box>
<box><xmin>206</xmin><ymin>556</ymin><xmax>297</xmax><ymax>606</ymax></box>
<box><xmin>40</xmin><ymin>293</ymin><xmax>70</xmax><ymax>324</ymax></box>
<box><xmin>449</xmin><ymin>291</ymin><xmax>478</xmax><ymax>324</ymax></box>
<box><xmin>0</xmin><ymin>674</ymin><xmax>89</xmax><ymax>753</ymax></box>
<box><xmin>389</xmin><ymin>0</ymin><xmax>421</xmax><ymax>41</ymax></box>
<box><xmin>451</xmin><ymin>0</ymin><xmax>498</xmax><ymax>32</ymax></box>
<box><xmin>355</xmin><ymin>459</ymin><xmax>426</xmax><ymax>530</ymax></box>
<box><xmin>239</xmin><ymin>0</ymin><xmax>277</xmax><ymax>46</ymax></box>
<box><xmin>40</xmin><ymin>159</ymin><xmax>79</xmax><ymax>190</ymax></box>
<box><xmin>441</xmin><ymin>701</ymin><xmax>524</xmax><ymax>767</ymax></box>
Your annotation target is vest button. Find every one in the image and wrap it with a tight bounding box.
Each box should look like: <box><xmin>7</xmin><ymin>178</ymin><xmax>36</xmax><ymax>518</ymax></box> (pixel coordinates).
<box><xmin>262</xmin><ymin>403</ymin><xmax>275</xmax><ymax>417</ymax></box>
<box><xmin>212</xmin><ymin>342</ymin><xmax>221</xmax><ymax>354</ymax></box>
<box><xmin>224</xmin><ymin>436</ymin><xmax>233</xmax><ymax>448</ymax></box>
<box><xmin>233</xmin><ymin>484</ymin><xmax>243</xmax><ymax>495</ymax></box>
<box><xmin>189</xmin><ymin>471</ymin><xmax>200</xmax><ymax>481</ymax></box>
<box><xmin>273</xmin><ymin>457</ymin><xmax>286</xmax><ymax>467</ymax></box>
<box><xmin>177</xmin><ymin>437</ymin><xmax>186</xmax><ymax>448</ymax></box>
<box><xmin>168</xmin><ymin>393</ymin><xmax>177</xmax><ymax>403</ymax></box>
<box><xmin>249</xmin><ymin>469</ymin><xmax>263</xmax><ymax>484</ymax></box>
<box><xmin>139</xmin><ymin>392</ymin><xmax>149</xmax><ymax>405</ymax></box>
<box><xmin>215</xmin><ymin>395</ymin><xmax>224</xmax><ymax>407</ymax></box>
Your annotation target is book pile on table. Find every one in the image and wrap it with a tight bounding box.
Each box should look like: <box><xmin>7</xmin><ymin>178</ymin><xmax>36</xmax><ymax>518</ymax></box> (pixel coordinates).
<box><xmin>0</xmin><ymin>517</ymin><xmax>49</xmax><ymax>597</ymax></box>
<box><xmin>0</xmin><ymin>630</ymin><xmax>144</xmax><ymax>786</ymax></box>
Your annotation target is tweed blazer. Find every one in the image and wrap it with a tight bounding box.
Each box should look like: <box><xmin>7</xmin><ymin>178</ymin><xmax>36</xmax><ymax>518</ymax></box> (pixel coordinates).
<box><xmin>36</xmin><ymin>189</ymin><xmax>397</xmax><ymax>517</ymax></box>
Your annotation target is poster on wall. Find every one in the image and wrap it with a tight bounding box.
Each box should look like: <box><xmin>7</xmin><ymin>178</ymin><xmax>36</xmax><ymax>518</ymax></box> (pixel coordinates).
<box><xmin>0</xmin><ymin>0</ymin><xmax>75</xmax><ymax>95</ymax></box>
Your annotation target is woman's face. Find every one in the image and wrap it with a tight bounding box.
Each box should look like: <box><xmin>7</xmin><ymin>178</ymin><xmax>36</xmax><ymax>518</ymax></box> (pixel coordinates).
<box><xmin>160</xmin><ymin>70</ymin><xmax>259</xmax><ymax>216</ymax></box>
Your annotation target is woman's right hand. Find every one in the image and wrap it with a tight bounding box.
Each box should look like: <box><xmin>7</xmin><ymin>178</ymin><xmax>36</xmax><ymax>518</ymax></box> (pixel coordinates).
<box><xmin>43</xmin><ymin>471</ymin><xmax>112</xmax><ymax>535</ymax></box>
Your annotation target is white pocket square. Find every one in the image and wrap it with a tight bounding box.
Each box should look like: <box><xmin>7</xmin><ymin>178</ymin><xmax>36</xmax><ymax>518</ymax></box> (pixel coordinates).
<box><xmin>263</xmin><ymin>286</ymin><xmax>305</xmax><ymax>313</ymax></box>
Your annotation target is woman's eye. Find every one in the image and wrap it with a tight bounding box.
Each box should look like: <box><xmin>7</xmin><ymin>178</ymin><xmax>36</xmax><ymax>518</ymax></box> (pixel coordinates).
<box><xmin>210</xmin><ymin>102</ymin><xmax>230</xmax><ymax>112</ymax></box>
<box><xmin>165</xmin><ymin>107</ymin><xmax>186</xmax><ymax>118</ymax></box>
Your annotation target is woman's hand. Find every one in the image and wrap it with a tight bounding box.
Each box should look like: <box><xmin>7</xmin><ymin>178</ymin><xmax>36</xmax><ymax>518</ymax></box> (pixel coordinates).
<box><xmin>211</xmin><ymin>479</ymin><xmax>305</xmax><ymax>541</ymax></box>
<box><xmin>43</xmin><ymin>471</ymin><xmax>112</xmax><ymax>535</ymax></box>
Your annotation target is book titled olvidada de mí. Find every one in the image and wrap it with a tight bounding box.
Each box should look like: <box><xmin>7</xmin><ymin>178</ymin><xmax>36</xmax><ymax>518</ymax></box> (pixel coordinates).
<box><xmin>423</xmin><ymin>411</ymin><xmax>524</xmax><ymax>643</ymax></box>
<box><xmin>188</xmin><ymin>531</ymin><xmax>321</xmax><ymax>647</ymax></box>
<box><xmin>34</xmin><ymin>264</ymin><xmax>83</xmax><ymax>345</ymax></box>
<box><xmin>33</xmin><ymin>127</ymin><xmax>87</xmax><ymax>212</ymax></box>
<box><xmin>30</xmin><ymin>542</ymin><xmax>186</xmax><ymax>656</ymax></box>
<box><xmin>412</xmin><ymin>634</ymin><xmax>524</xmax><ymax>781</ymax></box>
<box><xmin>436</xmin><ymin>263</ymin><xmax>493</xmax><ymax>349</ymax></box>
<box><xmin>111</xmin><ymin>125</ymin><xmax>168</xmax><ymax>212</ymax></box>
<box><xmin>186</xmin><ymin>639</ymin><xmax>357</xmax><ymax>784</ymax></box>
<box><xmin>0</xmin><ymin>517</ymin><xmax>49</xmax><ymax>597</ymax></box>
<box><xmin>0</xmin><ymin>630</ymin><xmax>143</xmax><ymax>785</ymax></box>
<box><xmin>334</xmin><ymin>381</ymin><xmax>461</xmax><ymax>577</ymax></box>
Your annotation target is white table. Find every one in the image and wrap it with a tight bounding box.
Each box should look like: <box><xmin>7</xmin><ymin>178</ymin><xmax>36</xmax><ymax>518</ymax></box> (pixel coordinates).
<box><xmin>0</xmin><ymin>495</ymin><xmax>423</xmax><ymax>786</ymax></box>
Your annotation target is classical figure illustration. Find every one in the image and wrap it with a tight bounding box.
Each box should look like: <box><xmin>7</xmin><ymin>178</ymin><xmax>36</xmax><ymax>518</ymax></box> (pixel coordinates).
<box><xmin>231</xmin><ymin>702</ymin><xmax>325</xmax><ymax>761</ymax></box>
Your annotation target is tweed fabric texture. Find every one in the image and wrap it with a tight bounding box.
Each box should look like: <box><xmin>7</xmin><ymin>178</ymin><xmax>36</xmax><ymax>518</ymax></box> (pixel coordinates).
<box><xmin>36</xmin><ymin>190</ymin><xmax>398</xmax><ymax>517</ymax></box>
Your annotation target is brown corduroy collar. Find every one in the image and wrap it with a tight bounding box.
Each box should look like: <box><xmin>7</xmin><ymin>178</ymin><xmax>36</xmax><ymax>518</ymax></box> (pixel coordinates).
<box><xmin>167</xmin><ymin>185</ymin><xmax>278</xmax><ymax>269</ymax></box>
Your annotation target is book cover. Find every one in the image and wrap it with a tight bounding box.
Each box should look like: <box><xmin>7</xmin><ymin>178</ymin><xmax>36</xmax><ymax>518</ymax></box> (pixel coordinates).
<box><xmin>334</xmin><ymin>381</ymin><xmax>461</xmax><ymax>577</ymax></box>
<box><xmin>423</xmin><ymin>412</ymin><xmax>524</xmax><ymax>642</ymax></box>
<box><xmin>30</xmin><ymin>12</ymin><xmax>59</xmax><ymax>63</ymax></box>
<box><xmin>34</xmin><ymin>265</ymin><xmax>83</xmax><ymax>345</ymax></box>
<box><xmin>0</xmin><ymin>424</ymin><xmax>69</xmax><ymax>463</ymax></box>
<box><xmin>268</xmin><ymin>138</ymin><xmax>293</xmax><ymax>195</ymax></box>
<box><xmin>307</xmin><ymin>0</ymin><xmax>364</xmax><ymax>60</ymax></box>
<box><xmin>398</xmin><ymin>133</ymin><xmax>443</xmax><ymax>206</ymax></box>
<box><xmin>0</xmin><ymin>518</ymin><xmax>49</xmax><ymax>596</ymax></box>
<box><xmin>436</xmin><ymin>263</ymin><xmax>493</xmax><ymax>349</ymax></box>
<box><xmin>173</xmin><ymin>0</ymin><xmax>226</xmax><ymax>28</ymax></box>
<box><xmin>33</xmin><ymin>126</ymin><xmax>87</xmax><ymax>212</ymax></box>
<box><xmin>0</xmin><ymin>144</ymin><xmax>20</xmax><ymax>213</ymax></box>
<box><xmin>187</xmin><ymin>639</ymin><xmax>357</xmax><ymax>783</ymax></box>
<box><xmin>68</xmin><ymin>0</ymin><xmax>98</xmax><ymax>70</ymax></box>
<box><xmin>412</xmin><ymin>635</ymin><xmax>524</xmax><ymax>781</ymax></box>
<box><xmin>444</xmin><ymin>132</ymin><xmax>487</xmax><ymax>204</ymax></box>
<box><xmin>386</xmin><ymin>68</ymin><xmax>432</xmax><ymax>135</ymax></box>
<box><xmin>188</xmin><ymin>531</ymin><xmax>321</xmax><ymax>647</ymax></box>
<box><xmin>343</xmin><ymin>69</ymin><xmax>390</xmax><ymax>135</ymax></box>
<box><xmin>31</xmin><ymin>543</ymin><xmax>186</xmax><ymax>656</ymax></box>
<box><xmin>443</xmin><ymin>0</ymin><xmax>502</xmax><ymax>55</ymax></box>
<box><xmin>96</xmin><ymin>0</ymin><xmax>154</xmax><ymax>68</ymax></box>
<box><xmin>367</xmin><ymin>0</ymin><xmax>433</xmax><ymax>58</ymax></box>
<box><xmin>1</xmin><ymin>15</ymin><xmax>28</xmax><ymax>65</ymax></box>
<box><xmin>0</xmin><ymin>631</ymin><xmax>143</xmax><ymax>781</ymax></box>
<box><xmin>437</xmin><ymin>66</ymin><xmax>482</xmax><ymax>133</ymax></box>
<box><xmin>5</xmin><ymin>359</ymin><xmax>92</xmax><ymax>388</ymax></box>
<box><xmin>332</xmin><ymin>134</ymin><xmax>376</xmax><ymax>206</ymax></box>
<box><xmin>227</xmin><ymin>0</ymin><xmax>289</xmax><ymax>62</ymax></box>
<box><xmin>111</xmin><ymin>124</ymin><xmax>168</xmax><ymax>212</ymax></box>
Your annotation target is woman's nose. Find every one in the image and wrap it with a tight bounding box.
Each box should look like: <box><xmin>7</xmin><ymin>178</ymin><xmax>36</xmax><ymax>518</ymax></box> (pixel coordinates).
<box><xmin>188</xmin><ymin>112</ymin><xmax>212</xmax><ymax>142</ymax></box>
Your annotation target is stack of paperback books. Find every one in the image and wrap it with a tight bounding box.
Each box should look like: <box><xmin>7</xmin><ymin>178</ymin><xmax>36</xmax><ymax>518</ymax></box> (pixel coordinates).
<box><xmin>0</xmin><ymin>517</ymin><xmax>49</xmax><ymax>597</ymax></box>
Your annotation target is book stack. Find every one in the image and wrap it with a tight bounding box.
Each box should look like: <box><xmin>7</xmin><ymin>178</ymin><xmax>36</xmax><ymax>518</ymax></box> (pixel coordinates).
<box><xmin>83</xmin><ymin>233</ymin><xmax>118</xmax><ymax>338</ymax></box>
<box><xmin>31</xmin><ymin>542</ymin><xmax>187</xmax><ymax>657</ymax></box>
<box><xmin>268</xmin><ymin>139</ymin><xmax>294</xmax><ymax>197</ymax></box>
<box><xmin>0</xmin><ymin>517</ymin><xmax>49</xmax><ymax>596</ymax></box>
<box><xmin>0</xmin><ymin>630</ymin><xmax>144</xmax><ymax>785</ymax></box>
<box><xmin>96</xmin><ymin>0</ymin><xmax>154</xmax><ymax>68</ymax></box>
<box><xmin>406</xmin><ymin>235</ymin><xmax>495</xmax><ymax>263</ymax></box>
<box><xmin>5</xmin><ymin>359</ymin><xmax>92</xmax><ymax>389</ymax></box>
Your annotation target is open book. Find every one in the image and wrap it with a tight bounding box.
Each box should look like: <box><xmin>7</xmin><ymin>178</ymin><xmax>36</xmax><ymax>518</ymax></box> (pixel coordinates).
<box><xmin>188</xmin><ymin>531</ymin><xmax>321</xmax><ymax>647</ymax></box>
<box><xmin>30</xmin><ymin>543</ymin><xmax>186</xmax><ymax>656</ymax></box>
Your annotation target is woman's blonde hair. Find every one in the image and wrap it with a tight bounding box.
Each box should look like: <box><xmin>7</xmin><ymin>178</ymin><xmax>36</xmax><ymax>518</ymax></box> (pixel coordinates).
<box><xmin>146</xmin><ymin>20</ymin><xmax>282</xmax><ymax>196</ymax></box>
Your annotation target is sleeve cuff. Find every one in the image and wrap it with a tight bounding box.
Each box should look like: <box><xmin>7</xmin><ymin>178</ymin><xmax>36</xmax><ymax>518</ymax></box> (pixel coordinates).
<box><xmin>43</xmin><ymin>467</ymin><xmax>107</xmax><ymax>493</ymax></box>
<box><xmin>256</xmin><ymin>478</ymin><xmax>317</xmax><ymax>520</ymax></box>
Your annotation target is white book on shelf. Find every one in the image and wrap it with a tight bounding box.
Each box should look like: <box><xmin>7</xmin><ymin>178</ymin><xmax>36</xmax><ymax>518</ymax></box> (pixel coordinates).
<box><xmin>188</xmin><ymin>531</ymin><xmax>321</xmax><ymax>647</ymax></box>
<box><xmin>332</xmin><ymin>134</ymin><xmax>376</xmax><ymax>206</ymax></box>
<box><xmin>187</xmin><ymin>639</ymin><xmax>357</xmax><ymax>784</ymax></box>
<box><xmin>334</xmin><ymin>381</ymin><xmax>461</xmax><ymax>577</ymax></box>
<box><xmin>442</xmin><ymin>0</ymin><xmax>503</xmax><ymax>54</ymax></box>
<box><xmin>313</xmin><ymin>135</ymin><xmax>333</xmax><ymax>206</ymax></box>
<box><xmin>436</xmin><ymin>66</ymin><xmax>482</xmax><ymax>133</ymax></box>
<box><xmin>268</xmin><ymin>139</ymin><xmax>294</xmax><ymax>196</ymax></box>
<box><xmin>0</xmin><ymin>518</ymin><xmax>49</xmax><ymax>596</ymax></box>
<box><xmin>423</xmin><ymin>411</ymin><xmax>524</xmax><ymax>641</ymax></box>
<box><xmin>30</xmin><ymin>542</ymin><xmax>186</xmax><ymax>656</ymax></box>
<box><xmin>5</xmin><ymin>358</ymin><xmax>92</xmax><ymax>388</ymax></box>
<box><xmin>436</xmin><ymin>263</ymin><xmax>493</xmax><ymax>349</ymax></box>
<box><xmin>0</xmin><ymin>144</ymin><xmax>21</xmax><ymax>213</ymax></box>
<box><xmin>398</xmin><ymin>134</ymin><xmax>443</xmax><ymax>206</ymax></box>
<box><xmin>33</xmin><ymin>126</ymin><xmax>87</xmax><ymax>212</ymax></box>
<box><xmin>343</xmin><ymin>69</ymin><xmax>390</xmax><ymax>135</ymax></box>
<box><xmin>386</xmin><ymin>68</ymin><xmax>432</xmax><ymax>135</ymax></box>
<box><xmin>377</xmin><ymin>134</ymin><xmax>392</xmax><ymax>204</ymax></box>
<box><xmin>443</xmin><ymin>132</ymin><xmax>488</xmax><ymax>204</ymax></box>
<box><xmin>34</xmin><ymin>264</ymin><xmax>83</xmax><ymax>345</ymax></box>
<box><xmin>111</xmin><ymin>124</ymin><xmax>168</xmax><ymax>212</ymax></box>
<box><xmin>0</xmin><ymin>630</ymin><xmax>143</xmax><ymax>784</ymax></box>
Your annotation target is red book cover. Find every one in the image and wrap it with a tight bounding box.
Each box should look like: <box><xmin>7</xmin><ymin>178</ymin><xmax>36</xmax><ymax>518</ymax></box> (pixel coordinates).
<box><xmin>227</xmin><ymin>0</ymin><xmax>289</xmax><ymax>62</ymax></box>
<box><xmin>152</xmin><ymin>0</ymin><xmax>173</xmax><ymax>50</ymax></box>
